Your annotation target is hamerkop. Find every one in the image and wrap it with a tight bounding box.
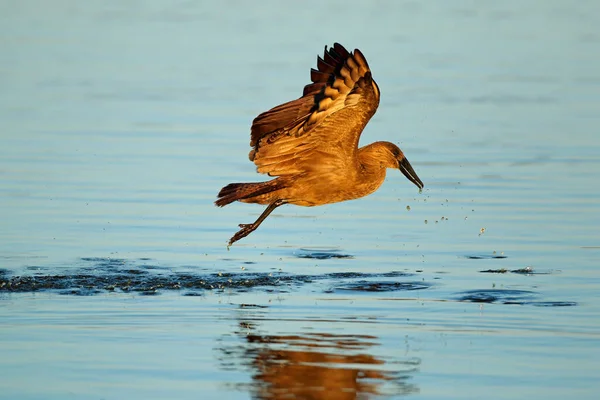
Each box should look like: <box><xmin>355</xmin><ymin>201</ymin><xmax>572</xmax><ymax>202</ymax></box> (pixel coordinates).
<box><xmin>216</xmin><ymin>43</ymin><xmax>424</xmax><ymax>247</ymax></box>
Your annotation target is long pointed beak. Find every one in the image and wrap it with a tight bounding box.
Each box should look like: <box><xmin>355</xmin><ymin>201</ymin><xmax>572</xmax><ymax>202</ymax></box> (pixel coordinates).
<box><xmin>399</xmin><ymin>157</ymin><xmax>424</xmax><ymax>190</ymax></box>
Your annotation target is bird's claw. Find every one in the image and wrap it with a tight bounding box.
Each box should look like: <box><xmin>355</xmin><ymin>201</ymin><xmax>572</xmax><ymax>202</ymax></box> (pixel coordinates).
<box><xmin>228</xmin><ymin>223</ymin><xmax>256</xmax><ymax>248</ymax></box>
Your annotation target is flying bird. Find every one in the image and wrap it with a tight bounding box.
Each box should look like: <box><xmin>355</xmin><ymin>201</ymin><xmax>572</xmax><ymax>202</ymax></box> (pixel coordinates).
<box><xmin>216</xmin><ymin>43</ymin><xmax>423</xmax><ymax>247</ymax></box>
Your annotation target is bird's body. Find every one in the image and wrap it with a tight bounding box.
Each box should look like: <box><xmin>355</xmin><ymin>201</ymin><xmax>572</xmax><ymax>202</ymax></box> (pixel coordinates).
<box><xmin>216</xmin><ymin>43</ymin><xmax>423</xmax><ymax>246</ymax></box>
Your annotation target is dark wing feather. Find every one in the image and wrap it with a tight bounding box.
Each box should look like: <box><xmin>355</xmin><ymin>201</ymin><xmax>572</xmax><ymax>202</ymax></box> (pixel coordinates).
<box><xmin>249</xmin><ymin>43</ymin><xmax>380</xmax><ymax>177</ymax></box>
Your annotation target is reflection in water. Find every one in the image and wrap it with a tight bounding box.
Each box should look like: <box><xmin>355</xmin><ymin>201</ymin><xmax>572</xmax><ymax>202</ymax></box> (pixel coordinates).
<box><xmin>218</xmin><ymin>316</ymin><xmax>420</xmax><ymax>399</ymax></box>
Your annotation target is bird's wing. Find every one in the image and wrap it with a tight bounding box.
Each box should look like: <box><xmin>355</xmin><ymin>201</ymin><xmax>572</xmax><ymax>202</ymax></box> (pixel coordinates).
<box><xmin>249</xmin><ymin>43</ymin><xmax>380</xmax><ymax>177</ymax></box>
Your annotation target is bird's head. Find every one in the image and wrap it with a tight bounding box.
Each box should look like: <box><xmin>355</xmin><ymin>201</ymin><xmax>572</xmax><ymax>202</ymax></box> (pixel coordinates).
<box><xmin>385</xmin><ymin>142</ymin><xmax>424</xmax><ymax>190</ymax></box>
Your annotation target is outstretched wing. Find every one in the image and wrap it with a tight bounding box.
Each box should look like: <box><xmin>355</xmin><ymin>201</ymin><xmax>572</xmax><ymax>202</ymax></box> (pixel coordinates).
<box><xmin>249</xmin><ymin>43</ymin><xmax>380</xmax><ymax>177</ymax></box>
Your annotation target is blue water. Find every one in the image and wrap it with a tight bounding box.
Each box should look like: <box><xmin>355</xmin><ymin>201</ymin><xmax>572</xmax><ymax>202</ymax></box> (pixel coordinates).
<box><xmin>1</xmin><ymin>1</ymin><xmax>600</xmax><ymax>399</ymax></box>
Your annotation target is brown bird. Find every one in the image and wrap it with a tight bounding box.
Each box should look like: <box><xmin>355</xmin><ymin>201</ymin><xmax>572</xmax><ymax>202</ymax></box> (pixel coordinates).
<box><xmin>216</xmin><ymin>43</ymin><xmax>424</xmax><ymax>247</ymax></box>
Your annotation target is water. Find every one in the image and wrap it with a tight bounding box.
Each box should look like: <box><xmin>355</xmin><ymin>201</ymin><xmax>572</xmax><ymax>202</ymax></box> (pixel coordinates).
<box><xmin>1</xmin><ymin>1</ymin><xmax>600</xmax><ymax>398</ymax></box>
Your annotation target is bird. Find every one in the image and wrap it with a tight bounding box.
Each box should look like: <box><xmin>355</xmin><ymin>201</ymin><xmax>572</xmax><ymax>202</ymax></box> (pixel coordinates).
<box><xmin>216</xmin><ymin>43</ymin><xmax>424</xmax><ymax>247</ymax></box>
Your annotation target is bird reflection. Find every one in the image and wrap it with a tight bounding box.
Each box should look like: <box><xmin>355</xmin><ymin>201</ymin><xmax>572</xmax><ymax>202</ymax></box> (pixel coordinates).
<box><xmin>217</xmin><ymin>319</ymin><xmax>420</xmax><ymax>399</ymax></box>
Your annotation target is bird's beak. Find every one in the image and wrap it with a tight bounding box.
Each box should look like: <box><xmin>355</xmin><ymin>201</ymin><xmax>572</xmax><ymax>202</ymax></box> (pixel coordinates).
<box><xmin>399</xmin><ymin>157</ymin><xmax>424</xmax><ymax>190</ymax></box>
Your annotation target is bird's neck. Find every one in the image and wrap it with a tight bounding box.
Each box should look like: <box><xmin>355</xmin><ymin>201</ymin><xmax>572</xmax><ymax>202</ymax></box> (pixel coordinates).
<box><xmin>354</xmin><ymin>144</ymin><xmax>392</xmax><ymax>196</ymax></box>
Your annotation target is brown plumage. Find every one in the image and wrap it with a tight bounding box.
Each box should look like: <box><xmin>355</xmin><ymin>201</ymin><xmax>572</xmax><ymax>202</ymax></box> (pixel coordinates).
<box><xmin>216</xmin><ymin>43</ymin><xmax>424</xmax><ymax>247</ymax></box>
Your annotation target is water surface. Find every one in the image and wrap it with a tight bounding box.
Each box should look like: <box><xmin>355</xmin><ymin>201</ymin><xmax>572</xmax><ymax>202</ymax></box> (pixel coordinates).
<box><xmin>1</xmin><ymin>1</ymin><xmax>599</xmax><ymax>399</ymax></box>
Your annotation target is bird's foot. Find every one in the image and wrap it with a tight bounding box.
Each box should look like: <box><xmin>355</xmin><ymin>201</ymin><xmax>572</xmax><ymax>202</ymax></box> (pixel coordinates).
<box><xmin>227</xmin><ymin>223</ymin><xmax>257</xmax><ymax>248</ymax></box>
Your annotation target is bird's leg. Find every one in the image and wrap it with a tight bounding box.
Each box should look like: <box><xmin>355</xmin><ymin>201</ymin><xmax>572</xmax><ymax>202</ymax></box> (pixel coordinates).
<box><xmin>228</xmin><ymin>199</ymin><xmax>287</xmax><ymax>248</ymax></box>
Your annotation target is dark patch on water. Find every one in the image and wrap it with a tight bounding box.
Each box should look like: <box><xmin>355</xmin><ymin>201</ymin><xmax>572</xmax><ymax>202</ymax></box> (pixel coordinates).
<box><xmin>138</xmin><ymin>289</ymin><xmax>160</xmax><ymax>296</ymax></box>
<box><xmin>457</xmin><ymin>289</ymin><xmax>535</xmax><ymax>303</ymax></box>
<box><xmin>336</xmin><ymin>281</ymin><xmax>432</xmax><ymax>292</ymax></box>
<box><xmin>138</xmin><ymin>264</ymin><xmax>168</xmax><ymax>271</ymax></box>
<box><xmin>295</xmin><ymin>248</ymin><xmax>354</xmax><ymax>260</ymax></box>
<box><xmin>465</xmin><ymin>254</ymin><xmax>507</xmax><ymax>259</ymax></box>
<box><xmin>480</xmin><ymin>267</ymin><xmax>552</xmax><ymax>275</ymax></box>
<box><xmin>59</xmin><ymin>287</ymin><xmax>104</xmax><ymax>296</ymax></box>
<box><xmin>0</xmin><ymin>258</ymin><xmax>423</xmax><ymax>296</ymax></box>
<box><xmin>381</xmin><ymin>271</ymin><xmax>413</xmax><ymax>277</ymax></box>
<box><xmin>297</xmin><ymin>252</ymin><xmax>354</xmax><ymax>259</ymax></box>
<box><xmin>80</xmin><ymin>257</ymin><xmax>127</xmax><ymax>264</ymax></box>
<box><xmin>327</xmin><ymin>272</ymin><xmax>368</xmax><ymax>279</ymax></box>
<box><xmin>531</xmin><ymin>301</ymin><xmax>577</xmax><ymax>307</ymax></box>
<box><xmin>2</xmin><ymin>259</ymin><xmax>572</xmax><ymax>306</ymax></box>
<box><xmin>239</xmin><ymin>304</ymin><xmax>269</xmax><ymax>309</ymax></box>
<box><xmin>456</xmin><ymin>289</ymin><xmax>576</xmax><ymax>306</ymax></box>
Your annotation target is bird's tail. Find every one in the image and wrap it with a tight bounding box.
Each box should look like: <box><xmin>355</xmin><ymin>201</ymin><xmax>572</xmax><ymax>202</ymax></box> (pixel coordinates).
<box><xmin>215</xmin><ymin>180</ymin><xmax>284</xmax><ymax>207</ymax></box>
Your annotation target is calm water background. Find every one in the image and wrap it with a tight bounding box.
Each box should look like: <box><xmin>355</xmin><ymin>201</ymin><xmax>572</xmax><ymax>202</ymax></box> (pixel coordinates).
<box><xmin>1</xmin><ymin>1</ymin><xmax>599</xmax><ymax>399</ymax></box>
